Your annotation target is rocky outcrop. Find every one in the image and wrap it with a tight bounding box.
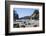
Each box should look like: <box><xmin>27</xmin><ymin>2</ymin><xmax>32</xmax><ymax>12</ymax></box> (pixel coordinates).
<box><xmin>13</xmin><ymin>9</ymin><xmax>19</xmax><ymax>21</ymax></box>
<box><xmin>31</xmin><ymin>10</ymin><xmax>39</xmax><ymax>20</ymax></box>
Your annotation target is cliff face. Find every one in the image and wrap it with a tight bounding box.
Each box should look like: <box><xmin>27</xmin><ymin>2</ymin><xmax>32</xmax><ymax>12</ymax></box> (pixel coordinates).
<box><xmin>13</xmin><ymin>9</ymin><xmax>19</xmax><ymax>21</ymax></box>
<box><xmin>31</xmin><ymin>10</ymin><xmax>39</xmax><ymax>20</ymax></box>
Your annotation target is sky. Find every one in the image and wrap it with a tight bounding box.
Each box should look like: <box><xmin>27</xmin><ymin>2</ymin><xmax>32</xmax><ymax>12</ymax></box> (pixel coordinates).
<box><xmin>14</xmin><ymin>8</ymin><xmax>38</xmax><ymax>18</ymax></box>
